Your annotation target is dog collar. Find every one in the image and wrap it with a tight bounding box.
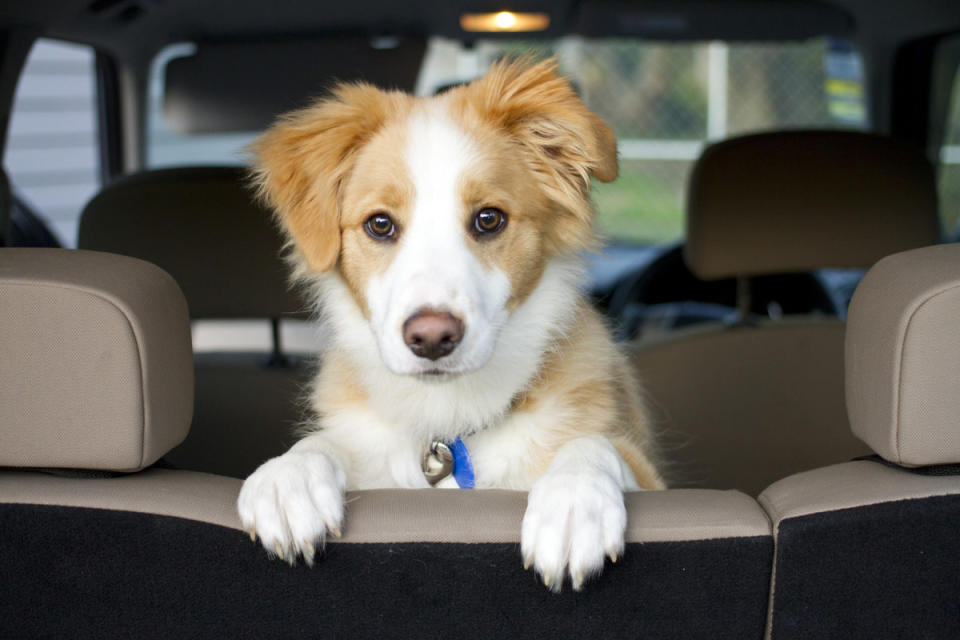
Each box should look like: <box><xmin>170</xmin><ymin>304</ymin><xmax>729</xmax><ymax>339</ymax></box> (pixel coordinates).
<box><xmin>422</xmin><ymin>439</ymin><xmax>475</xmax><ymax>488</ymax></box>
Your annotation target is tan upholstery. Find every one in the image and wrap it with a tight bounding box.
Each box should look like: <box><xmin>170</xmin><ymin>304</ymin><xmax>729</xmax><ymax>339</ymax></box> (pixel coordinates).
<box><xmin>685</xmin><ymin>130</ymin><xmax>940</xmax><ymax>280</ymax></box>
<box><xmin>78</xmin><ymin>166</ymin><xmax>305</xmax><ymax>319</ymax></box>
<box><xmin>759</xmin><ymin>460</ymin><xmax>960</xmax><ymax>526</ymax></box>
<box><xmin>631</xmin><ymin>319</ymin><xmax>870</xmax><ymax>496</ymax></box>
<box><xmin>759</xmin><ymin>460</ymin><xmax>960</xmax><ymax>640</ymax></box>
<box><xmin>0</xmin><ymin>469</ymin><xmax>242</xmax><ymax>529</ymax></box>
<box><xmin>0</xmin><ymin>248</ymin><xmax>193</xmax><ymax>471</ymax></box>
<box><xmin>757</xmin><ymin>246</ymin><xmax>960</xmax><ymax>639</ymax></box>
<box><xmin>0</xmin><ymin>468</ymin><xmax>770</xmax><ymax>543</ymax></box>
<box><xmin>78</xmin><ymin>167</ymin><xmax>313</xmax><ymax>478</ymax></box>
<box><xmin>846</xmin><ymin>244</ymin><xmax>960</xmax><ymax>466</ymax></box>
<box><xmin>632</xmin><ymin>130</ymin><xmax>938</xmax><ymax>496</ymax></box>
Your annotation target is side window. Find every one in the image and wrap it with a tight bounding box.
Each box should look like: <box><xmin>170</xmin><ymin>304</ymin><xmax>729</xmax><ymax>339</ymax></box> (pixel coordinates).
<box><xmin>4</xmin><ymin>39</ymin><xmax>100</xmax><ymax>247</ymax></box>
<box><xmin>146</xmin><ymin>44</ymin><xmax>259</xmax><ymax>169</ymax></box>
<box><xmin>939</xmin><ymin>64</ymin><xmax>960</xmax><ymax>241</ymax></box>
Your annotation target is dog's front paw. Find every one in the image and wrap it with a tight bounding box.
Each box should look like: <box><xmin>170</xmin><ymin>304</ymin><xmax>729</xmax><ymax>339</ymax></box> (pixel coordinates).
<box><xmin>521</xmin><ymin>469</ymin><xmax>627</xmax><ymax>592</ymax></box>
<box><xmin>237</xmin><ymin>450</ymin><xmax>346</xmax><ymax>566</ymax></box>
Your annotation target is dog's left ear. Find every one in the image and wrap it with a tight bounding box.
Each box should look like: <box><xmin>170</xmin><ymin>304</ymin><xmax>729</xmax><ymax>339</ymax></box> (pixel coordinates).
<box><xmin>462</xmin><ymin>57</ymin><xmax>618</xmax><ymax>252</ymax></box>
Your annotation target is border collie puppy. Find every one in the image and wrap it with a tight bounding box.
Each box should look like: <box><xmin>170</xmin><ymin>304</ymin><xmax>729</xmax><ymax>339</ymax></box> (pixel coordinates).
<box><xmin>238</xmin><ymin>57</ymin><xmax>664</xmax><ymax>592</ymax></box>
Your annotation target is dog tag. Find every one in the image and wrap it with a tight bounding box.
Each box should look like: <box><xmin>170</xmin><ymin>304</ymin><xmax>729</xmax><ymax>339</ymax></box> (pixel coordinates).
<box><xmin>422</xmin><ymin>441</ymin><xmax>454</xmax><ymax>485</ymax></box>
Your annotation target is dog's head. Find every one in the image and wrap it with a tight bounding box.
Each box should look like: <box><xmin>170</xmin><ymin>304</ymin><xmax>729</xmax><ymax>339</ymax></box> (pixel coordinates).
<box><xmin>252</xmin><ymin>58</ymin><xmax>617</xmax><ymax>378</ymax></box>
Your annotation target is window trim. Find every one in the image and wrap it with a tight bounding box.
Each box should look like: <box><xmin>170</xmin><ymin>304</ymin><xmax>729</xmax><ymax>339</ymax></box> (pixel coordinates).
<box><xmin>95</xmin><ymin>50</ymin><xmax>123</xmax><ymax>183</ymax></box>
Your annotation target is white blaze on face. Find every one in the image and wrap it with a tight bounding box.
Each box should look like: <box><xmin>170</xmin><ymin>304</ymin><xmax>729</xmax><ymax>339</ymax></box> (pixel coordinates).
<box><xmin>365</xmin><ymin>106</ymin><xmax>512</xmax><ymax>376</ymax></box>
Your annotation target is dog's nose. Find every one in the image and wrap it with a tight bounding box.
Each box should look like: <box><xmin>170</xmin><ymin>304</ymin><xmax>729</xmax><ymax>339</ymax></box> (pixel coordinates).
<box><xmin>403</xmin><ymin>309</ymin><xmax>464</xmax><ymax>361</ymax></box>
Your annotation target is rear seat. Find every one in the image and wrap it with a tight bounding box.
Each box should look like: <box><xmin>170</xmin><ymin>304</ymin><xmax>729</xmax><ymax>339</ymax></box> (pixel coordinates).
<box><xmin>0</xmin><ymin>248</ymin><xmax>774</xmax><ymax>638</ymax></box>
<box><xmin>631</xmin><ymin>131</ymin><xmax>941</xmax><ymax>495</ymax></box>
<box><xmin>760</xmin><ymin>244</ymin><xmax>960</xmax><ymax>639</ymax></box>
<box><xmin>77</xmin><ymin>166</ymin><xmax>312</xmax><ymax>477</ymax></box>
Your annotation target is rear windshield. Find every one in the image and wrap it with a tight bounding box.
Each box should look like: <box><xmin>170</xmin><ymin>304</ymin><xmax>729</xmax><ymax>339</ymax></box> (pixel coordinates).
<box><xmin>147</xmin><ymin>37</ymin><xmax>867</xmax><ymax>245</ymax></box>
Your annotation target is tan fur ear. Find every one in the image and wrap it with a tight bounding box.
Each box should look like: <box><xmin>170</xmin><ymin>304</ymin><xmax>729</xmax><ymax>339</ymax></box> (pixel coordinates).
<box><xmin>457</xmin><ymin>57</ymin><xmax>620</xmax><ymax>252</ymax></box>
<box><xmin>249</xmin><ymin>84</ymin><xmax>404</xmax><ymax>273</ymax></box>
<box><xmin>589</xmin><ymin>114</ymin><xmax>619</xmax><ymax>183</ymax></box>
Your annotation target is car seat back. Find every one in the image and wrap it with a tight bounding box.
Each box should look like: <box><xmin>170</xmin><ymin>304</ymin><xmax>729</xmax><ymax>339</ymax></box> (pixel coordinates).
<box><xmin>760</xmin><ymin>244</ymin><xmax>960</xmax><ymax>638</ymax></box>
<box><xmin>78</xmin><ymin>167</ymin><xmax>313</xmax><ymax>477</ymax></box>
<box><xmin>632</xmin><ymin>131</ymin><xmax>940</xmax><ymax>494</ymax></box>
<box><xmin>0</xmin><ymin>248</ymin><xmax>777</xmax><ymax>637</ymax></box>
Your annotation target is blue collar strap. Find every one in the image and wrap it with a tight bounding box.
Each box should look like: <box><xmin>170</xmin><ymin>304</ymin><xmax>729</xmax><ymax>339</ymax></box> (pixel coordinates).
<box><xmin>449</xmin><ymin>438</ymin><xmax>475</xmax><ymax>489</ymax></box>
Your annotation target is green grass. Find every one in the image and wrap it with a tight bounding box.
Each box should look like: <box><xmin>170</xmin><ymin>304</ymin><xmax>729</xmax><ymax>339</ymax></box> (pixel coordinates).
<box><xmin>596</xmin><ymin>160</ymin><xmax>960</xmax><ymax>245</ymax></box>
<box><xmin>591</xmin><ymin>161</ymin><xmax>689</xmax><ymax>244</ymax></box>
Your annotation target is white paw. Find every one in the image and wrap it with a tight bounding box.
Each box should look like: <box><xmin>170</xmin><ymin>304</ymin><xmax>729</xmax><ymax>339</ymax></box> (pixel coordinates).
<box><xmin>237</xmin><ymin>450</ymin><xmax>346</xmax><ymax>566</ymax></box>
<box><xmin>521</xmin><ymin>469</ymin><xmax>627</xmax><ymax>592</ymax></box>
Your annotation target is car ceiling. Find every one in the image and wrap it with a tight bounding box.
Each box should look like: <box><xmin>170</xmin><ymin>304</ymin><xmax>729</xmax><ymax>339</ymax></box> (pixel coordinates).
<box><xmin>2</xmin><ymin>0</ymin><xmax>958</xmax><ymax>56</ymax></box>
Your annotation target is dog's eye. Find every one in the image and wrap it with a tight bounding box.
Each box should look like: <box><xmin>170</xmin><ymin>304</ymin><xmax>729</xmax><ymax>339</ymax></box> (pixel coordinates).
<box><xmin>364</xmin><ymin>213</ymin><xmax>396</xmax><ymax>240</ymax></box>
<box><xmin>472</xmin><ymin>208</ymin><xmax>507</xmax><ymax>237</ymax></box>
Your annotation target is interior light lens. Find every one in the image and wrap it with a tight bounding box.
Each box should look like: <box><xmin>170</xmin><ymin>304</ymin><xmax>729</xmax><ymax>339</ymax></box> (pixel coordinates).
<box><xmin>460</xmin><ymin>11</ymin><xmax>551</xmax><ymax>32</ymax></box>
<box><xmin>495</xmin><ymin>11</ymin><xmax>516</xmax><ymax>28</ymax></box>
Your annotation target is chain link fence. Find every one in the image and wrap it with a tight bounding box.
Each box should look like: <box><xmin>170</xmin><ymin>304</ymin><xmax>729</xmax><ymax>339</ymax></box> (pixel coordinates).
<box><xmin>569</xmin><ymin>39</ymin><xmax>863</xmax><ymax>243</ymax></box>
<box><xmin>423</xmin><ymin>37</ymin><xmax>868</xmax><ymax>244</ymax></box>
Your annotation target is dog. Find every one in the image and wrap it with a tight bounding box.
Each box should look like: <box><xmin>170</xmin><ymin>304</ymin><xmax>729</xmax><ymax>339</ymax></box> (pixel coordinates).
<box><xmin>237</xmin><ymin>57</ymin><xmax>664</xmax><ymax>592</ymax></box>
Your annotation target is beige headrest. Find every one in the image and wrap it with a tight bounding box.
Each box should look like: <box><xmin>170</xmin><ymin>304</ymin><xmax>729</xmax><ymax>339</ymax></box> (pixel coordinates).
<box><xmin>685</xmin><ymin>131</ymin><xmax>940</xmax><ymax>280</ymax></box>
<box><xmin>78</xmin><ymin>167</ymin><xmax>305</xmax><ymax>319</ymax></box>
<box><xmin>0</xmin><ymin>248</ymin><xmax>193</xmax><ymax>471</ymax></box>
<box><xmin>846</xmin><ymin>244</ymin><xmax>960</xmax><ymax>467</ymax></box>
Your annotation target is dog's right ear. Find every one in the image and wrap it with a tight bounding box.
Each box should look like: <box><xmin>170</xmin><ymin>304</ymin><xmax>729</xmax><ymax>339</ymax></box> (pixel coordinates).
<box><xmin>250</xmin><ymin>84</ymin><xmax>401</xmax><ymax>273</ymax></box>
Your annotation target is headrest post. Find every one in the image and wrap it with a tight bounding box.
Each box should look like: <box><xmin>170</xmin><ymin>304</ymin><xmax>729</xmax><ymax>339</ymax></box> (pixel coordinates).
<box><xmin>0</xmin><ymin>169</ymin><xmax>11</xmax><ymax>247</ymax></box>
<box><xmin>736</xmin><ymin>276</ymin><xmax>751</xmax><ymax>321</ymax></box>
<box><xmin>267</xmin><ymin>317</ymin><xmax>291</xmax><ymax>368</ymax></box>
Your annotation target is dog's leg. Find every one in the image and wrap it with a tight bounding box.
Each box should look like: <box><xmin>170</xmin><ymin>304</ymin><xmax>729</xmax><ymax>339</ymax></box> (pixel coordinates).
<box><xmin>521</xmin><ymin>434</ymin><xmax>637</xmax><ymax>592</ymax></box>
<box><xmin>237</xmin><ymin>435</ymin><xmax>347</xmax><ymax>566</ymax></box>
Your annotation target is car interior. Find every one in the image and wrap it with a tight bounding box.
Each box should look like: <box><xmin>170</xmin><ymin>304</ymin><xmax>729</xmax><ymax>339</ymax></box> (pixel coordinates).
<box><xmin>2</xmin><ymin>0</ymin><xmax>960</xmax><ymax>637</ymax></box>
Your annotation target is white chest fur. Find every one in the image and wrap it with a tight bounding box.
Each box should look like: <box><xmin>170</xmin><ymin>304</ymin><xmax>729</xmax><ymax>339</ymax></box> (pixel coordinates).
<box><xmin>320</xmin><ymin>400</ymin><xmax>563</xmax><ymax>491</ymax></box>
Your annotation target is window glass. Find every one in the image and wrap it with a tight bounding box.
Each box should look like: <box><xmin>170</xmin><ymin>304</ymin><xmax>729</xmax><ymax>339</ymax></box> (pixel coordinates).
<box><xmin>146</xmin><ymin>37</ymin><xmax>867</xmax><ymax>245</ymax></box>
<box><xmin>939</xmin><ymin>64</ymin><xmax>960</xmax><ymax>240</ymax></box>
<box><xmin>419</xmin><ymin>37</ymin><xmax>867</xmax><ymax>245</ymax></box>
<box><xmin>146</xmin><ymin>43</ymin><xmax>259</xmax><ymax>169</ymax></box>
<box><xmin>4</xmin><ymin>39</ymin><xmax>100</xmax><ymax>247</ymax></box>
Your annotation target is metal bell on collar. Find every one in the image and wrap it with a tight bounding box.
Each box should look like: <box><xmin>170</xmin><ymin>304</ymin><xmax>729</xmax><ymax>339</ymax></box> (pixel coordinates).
<box><xmin>422</xmin><ymin>441</ymin><xmax>454</xmax><ymax>485</ymax></box>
